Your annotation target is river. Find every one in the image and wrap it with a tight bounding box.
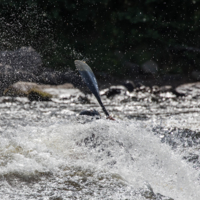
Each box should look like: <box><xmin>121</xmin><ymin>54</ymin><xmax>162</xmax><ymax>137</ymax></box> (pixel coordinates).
<box><xmin>0</xmin><ymin>86</ymin><xmax>200</xmax><ymax>199</ymax></box>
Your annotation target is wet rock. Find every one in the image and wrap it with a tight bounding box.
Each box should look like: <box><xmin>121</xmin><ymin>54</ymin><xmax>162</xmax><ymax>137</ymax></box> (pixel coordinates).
<box><xmin>151</xmin><ymin>85</ymin><xmax>183</xmax><ymax>98</ymax></box>
<box><xmin>123</xmin><ymin>80</ymin><xmax>135</xmax><ymax>92</ymax></box>
<box><xmin>159</xmin><ymin>85</ymin><xmax>172</xmax><ymax>93</ymax></box>
<box><xmin>175</xmin><ymin>82</ymin><xmax>200</xmax><ymax>98</ymax></box>
<box><xmin>4</xmin><ymin>82</ymin><xmax>40</xmax><ymax>97</ymax></box>
<box><xmin>4</xmin><ymin>81</ymin><xmax>79</xmax><ymax>101</ymax></box>
<box><xmin>151</xmin><ymin>85</ymin><xmax>160</xmax><ymax>94</ymax></box>
<box><xmin>28</xmin><ymin>88</ymin><xmax>52</xmax><ymax>101</ymax></box>
<box><xmin>76</xmin><ymin>115</ymin><xmax>101</xmax><ymax>124</ymax></box>
<box><xmin>171</xmin><ymin>89</ymin><xmax>185</xmax><ymax>97</ymax></box>
<box><xmin>100</xmin><ymin>85</ymin><xmax>128</xmax><ymax>98</ymax></box>
<box><xmin>135</xmin><ymin>85</ymin><xmax>151</xmax><ymax>93</ymax></box>
<box><xmin>79</xmin><ymin>109</ymin><xmax>100</xmax><ymax>117</ymax></box>
<box><xmin>99</xmin><ymin>83</ymin><xmax>180</xmax><ymax>103</ymax></box>
<box><xmin>141</xmin><ymin>60</ymin><xmax>158</xmax><ymax>74</ymax></box>
<box><xmin>4</xmin><ymin>81</ymin><xmax>53</xmax><ymax>101</ymax></box>
<box><xmin>0</xmin><ymin>47</ymin><xmax>84</xmax><ymax>96</ymax></box>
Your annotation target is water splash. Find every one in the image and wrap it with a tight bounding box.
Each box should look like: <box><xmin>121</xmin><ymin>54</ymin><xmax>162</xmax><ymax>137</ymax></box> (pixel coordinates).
<box><xmin>0</xmin><ymin>116</ymin><xmax>199</xmax><ymax>199</ymax></box>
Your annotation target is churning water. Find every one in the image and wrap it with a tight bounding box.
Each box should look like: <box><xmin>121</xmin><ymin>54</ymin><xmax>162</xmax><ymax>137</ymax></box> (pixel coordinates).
<box><xmin>0</xmin><ymin>93</ymin><xmax>200</xmax><ymax>200</ymax></box>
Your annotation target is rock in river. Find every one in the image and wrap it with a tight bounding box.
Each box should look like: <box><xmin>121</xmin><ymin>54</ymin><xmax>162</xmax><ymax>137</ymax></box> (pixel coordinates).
<box><xmin>0</xmin><ymin>46</ymin><xmax>84</xmax><ymax>96</ymax></box>
<box><xmin>175</xmin><ymin>82</ymin><xmax>200</xmax><ymax>98</ymax></box>
<box><xmin>4</xmin><ymin>81</ymin><xmax>76</xmax><ymax>101</ymax></box>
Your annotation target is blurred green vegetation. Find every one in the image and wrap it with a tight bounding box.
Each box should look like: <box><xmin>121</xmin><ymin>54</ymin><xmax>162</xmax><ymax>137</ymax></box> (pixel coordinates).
<box><xmin>0</xmin><ymin>0</ymin><xmax>200</xmax><ymax>76</ymax></box>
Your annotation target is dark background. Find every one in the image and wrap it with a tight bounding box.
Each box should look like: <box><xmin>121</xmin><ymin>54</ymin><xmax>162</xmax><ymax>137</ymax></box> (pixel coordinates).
<box><xmin>0</xmin><ymin>0</ymin><xmax>200</xmax><ymax>84</ymax></box>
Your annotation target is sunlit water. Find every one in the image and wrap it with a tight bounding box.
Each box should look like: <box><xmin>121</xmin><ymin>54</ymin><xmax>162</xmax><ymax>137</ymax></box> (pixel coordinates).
<box><xmin>0</xmin><ymin>90</ymin><xmax>200</xmax><ymax>199</ymax></box>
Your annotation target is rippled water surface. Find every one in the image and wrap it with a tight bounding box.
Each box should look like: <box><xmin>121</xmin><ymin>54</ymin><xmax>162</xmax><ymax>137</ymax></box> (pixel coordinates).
<box><xmin>0</xmin><ymin>89</ymin><xmax>200</xmax><ymax>199</ymax></box>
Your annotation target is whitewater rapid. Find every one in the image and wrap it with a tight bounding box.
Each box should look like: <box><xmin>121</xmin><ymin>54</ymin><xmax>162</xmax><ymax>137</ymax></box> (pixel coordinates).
<box><xmin>0</xmin><ymin>113</ymin><xmax>199</xmax><ymax>199</ymax></box>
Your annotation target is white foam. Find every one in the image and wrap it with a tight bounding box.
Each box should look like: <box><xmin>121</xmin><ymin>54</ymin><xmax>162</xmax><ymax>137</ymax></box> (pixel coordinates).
<box><xmin>0</xmin><ymin>119</ymin><xmax>199</xmax><ymax>199</ymax></box>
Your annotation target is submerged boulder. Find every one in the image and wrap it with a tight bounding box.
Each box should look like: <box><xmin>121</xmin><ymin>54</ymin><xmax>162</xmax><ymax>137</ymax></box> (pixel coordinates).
<box><xmin>79</xmin><ymin>109</ymin><xmax>100</xmax><ymax>117</ymax></box>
